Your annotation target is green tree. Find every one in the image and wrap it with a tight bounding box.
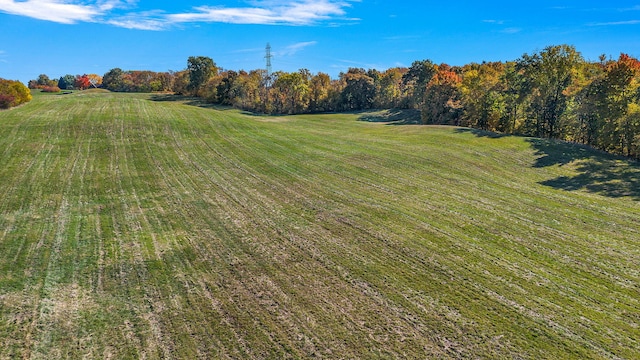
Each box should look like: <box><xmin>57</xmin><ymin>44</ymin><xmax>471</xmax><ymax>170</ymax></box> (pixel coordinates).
<box><xmin>460</xmin><ymin>62</ymin><xmax>505</xmax><ymax>130</ymax></box>
<box><xmin>573</xmin><ymin>62</ymin><xmax>608</xmax><ymax>146</ymax></box>
<box><xmin>213</xmin><ymin>70</ymin><xmax>264</xmax><ymax>112</ymax></box>
<box><xmin>517</xmin><ymin>45</ymin><xmax>583</xmax><ymax>138</ymax></box>
<box><xmin>271</xmin><ymin>70</ymin><xmax>310</xmax><ymax>114</ymax></box>
<box><xmin>375</xmin><ymin>68</ymin><xmax>405</xmax><ymax>108</ymax></box>
<box><xmin>216</xmin><ymin>70</ymin><xmax>239</xmax><ymax>105</ymax></box>
<box><xmin>340</xmin><ymin>68</ymin><xmax>376</xmax><ymax>111</ymax></box>
<box><xmin>309</xmin><ymin>72</ymin><xmax>332</xmax><ymax>112</ymax></box>
<box><xmin>240</xmin><ymin>70</ymin><xmax>267</xmax><ymax>112</ymax></box>
<box><xmin>58</xmin><ymin>74</ymin><xmax>76</xmax><ymax>90</ymax></box>
<box><xmin>592</xmin><ymin>54</ymin><xmax>640</xmax><ymax>155</ymax></box>
<box><xmin>102</xmin><ymin>68</ymin><xmax>125</xmax><ymax>92</ymax></box>
<box><xmin>187</xmin><ymin>56</ymin><xmax>217</xmax><ymax>96</ymax></box>
<box><xmin>402</xmin><ymin>60</ymin><xmax>436</xmax><ymax>108</ymax></box>
<box><xmin>37</xmin><ymin>74</ymin><xmax>55</xmax><ymax>87</ymax></box>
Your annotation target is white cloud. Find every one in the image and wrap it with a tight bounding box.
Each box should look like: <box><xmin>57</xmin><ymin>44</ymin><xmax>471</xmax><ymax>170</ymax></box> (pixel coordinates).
<box><xmin>97</xmin><ymin>0</ymin><xmax>137</xmax><ymax>12</ymax></box>
<box><xmin>168</xmin><ymin>6</ymin><xmax>281</xmax><ymax>25</ymax></box>
<box><xmin>0</xmin><ymin>0</ymin><xmax>356</xmax><ymax>29</ymax></box>
<box><xmin>106</xmin><ymin>18</ymin><xmax>166</xmax><ymax>31</ymax></box>
<box><xmin>167</xmin><ymin>0</ymin><xmax>353</xmax><ymax>26</ymax></box>
<box><xmin>0</xmin><ymin>0</ymin><xmax>101</xmax><ymax>24</ymax></box>
<box><xmin>106</xmin><ymin>10</ymin><xmax>168</xmax><ymax>31</ymax></box>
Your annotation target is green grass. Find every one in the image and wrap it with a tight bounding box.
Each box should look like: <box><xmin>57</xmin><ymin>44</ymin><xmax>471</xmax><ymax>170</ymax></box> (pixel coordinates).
<box><xmin>0</xmin><ymin>92</ymin><xmax>638</xmax><ymax>359</ymax></box>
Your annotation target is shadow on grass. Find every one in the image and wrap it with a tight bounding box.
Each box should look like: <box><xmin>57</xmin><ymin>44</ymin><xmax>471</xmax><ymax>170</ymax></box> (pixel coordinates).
<box><xmin>149</xmin><ymin>94</ymin><xmax>236</xmax><ymax>111</ymax></box>
<box><xmin>454</xmin><ymin>128</ymin><xmax>510</xmax><ymax>139</ymax></box>
<box><xmin>460</xmin><ymin>128</ymin><xmax>640</xmax><ymax>199</ymax></box>
<box><xmin>357</xmin><ymin>109</ymin><xmax>422</xmax><ymax>125</ymax></box>
<box><xmin>527</xmin><ymin>138</ymin><xmax>595</xmax><ymax>168</ymax></box>
<box><xmin>528</xmin><ymin>138</ymin><xmax>640</xmax><ymax>199</ymax></box>
<box><xmin>538</xmin><ymin>160</ymin><xmax>640</xmax><ymax>199</ymax></box>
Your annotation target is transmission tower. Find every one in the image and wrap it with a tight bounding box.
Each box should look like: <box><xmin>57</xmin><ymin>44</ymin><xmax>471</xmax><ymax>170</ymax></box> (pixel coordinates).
<box><xmin>262</xmin><ymin>43</ymin><xmax>273</xmax><ymax>111</ymax></box>
<box><xmin>263</xmin><ymin>42</ymin><xmax>274</xmax><ymax>91</ymax></box>
<box><xmin>265</xmin><ymin>43</ymin><xmax>273</xmax><ymax>78</ymax></box>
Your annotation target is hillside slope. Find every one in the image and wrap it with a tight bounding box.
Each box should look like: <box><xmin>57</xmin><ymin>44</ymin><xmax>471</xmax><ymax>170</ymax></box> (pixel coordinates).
<box><xmin>0</xmin><ymin>92</ymin><xmax>638</xmax><ymax>359</ymax></box>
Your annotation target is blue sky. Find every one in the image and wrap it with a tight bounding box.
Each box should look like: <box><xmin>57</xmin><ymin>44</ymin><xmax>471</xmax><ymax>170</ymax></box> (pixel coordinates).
<box><xmin>1</xmin><ymin>1</ymin><xmax>639</xmax><ymax>83</ymax></box>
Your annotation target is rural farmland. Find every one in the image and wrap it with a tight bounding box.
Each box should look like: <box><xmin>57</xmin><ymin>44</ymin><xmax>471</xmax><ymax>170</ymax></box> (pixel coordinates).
<box><xmin>0</xmin><ymin>91</ymin><xmax>639</xmax><ymax>359</ymax></box>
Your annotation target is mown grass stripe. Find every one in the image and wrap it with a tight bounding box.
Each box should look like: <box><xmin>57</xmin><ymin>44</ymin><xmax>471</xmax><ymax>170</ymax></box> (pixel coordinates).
<box><xmin>0</xmin><ymin>92</ymin><xmax>638</xmax><ymax>358</ymax></box>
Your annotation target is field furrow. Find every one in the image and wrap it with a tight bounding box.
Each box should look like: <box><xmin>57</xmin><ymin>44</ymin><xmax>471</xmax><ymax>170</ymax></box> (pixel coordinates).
<box><xmin>0</xmin><ymin>92</ymin><xmax>638</xmax><ymax>359</ymax></box>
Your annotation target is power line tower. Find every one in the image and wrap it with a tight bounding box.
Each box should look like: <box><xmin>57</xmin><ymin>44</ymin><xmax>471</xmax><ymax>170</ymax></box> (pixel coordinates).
<box><xmin>263</xmin><ymin>43</ymin><xmax>273</xmax><ymax>112</ymax></box>
<box><xmin>265</xmin><ymin>43</ymin><xmax>273</xmax><ymax>79</ymax></box>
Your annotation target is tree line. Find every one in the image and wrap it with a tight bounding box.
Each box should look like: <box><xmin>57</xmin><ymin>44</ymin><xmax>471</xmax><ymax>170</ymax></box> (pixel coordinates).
<box><xmin>193</xmin><ymin>46</ymin><xmax>640</xmax><ymax>159</ymax></box>
<box><xmin>21</xmin><ymin>45</ymin><xmax>640</xmax><ymax>159</ymax></box>
<box><xmin>28</xmin><ymin>73</ymin><xmax>103</xmax><ymax>92</ymax></box>
<box><xmin>179</xmin><ymin>47</ymin><xmax>640</xmax><ymax>159</ymax></box>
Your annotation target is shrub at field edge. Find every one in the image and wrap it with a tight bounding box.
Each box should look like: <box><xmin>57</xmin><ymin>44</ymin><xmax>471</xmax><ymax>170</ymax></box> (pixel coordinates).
<box><xmin>0</xmin><ymin>79</ymin><xmax>32</xmax><ymax>109</ymax></box>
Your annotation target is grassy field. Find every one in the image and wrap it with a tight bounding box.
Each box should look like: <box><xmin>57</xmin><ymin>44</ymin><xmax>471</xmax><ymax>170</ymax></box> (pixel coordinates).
<box><xmin>0</xmin><ymin>91</ymin><xmax>638</xmax><ymax>359</ymax></box>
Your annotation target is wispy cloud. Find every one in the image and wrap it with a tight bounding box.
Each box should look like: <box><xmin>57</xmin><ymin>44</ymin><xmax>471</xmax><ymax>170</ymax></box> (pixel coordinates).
<box><xmin>618</xmin><ymin>5</ymin><xmax>640</xmax><ymax>12</ymax></box>
<box><xmin>106</xmin><ymin>10</ymin><xmax>168</xmax><ymax>31</ymax></box>
<box><xmin>332</xmin><ymin>58</ymin><xmax>387</xmax><ymax>71</ymax></box>
<box><xmin>231</xmin><ymin>47</ymin><xmax>266</xmax><ymax>54</ymax></box>
<box><xmin>591</xmin><ymin>20</ymin><xmax>640</xmax><ymax>26</ymax></box>
<box><xmin>275</xmin><ymin>41</ymin><xmax>318</xmax><ymax>57</ymax></box>
<box><xmin>0</xmin><ymin>0</ymin><xmax>356</xmax><ymax>29</ymax></box>
<box><xmin>483</xmin><ymin>19</ymin><xmax>520</xmax><ymax>34</ymax></box>
<box><xmin>501</xmin><ymin>27</ymin><xmax>522</xmax><ymax>34</ymax></box>
<box><xmin>0</xmin><ymin>50</ymin><xmax>6</xmax><ymax>63</ymax></box>
<box><xmin>383</xmin><ymin>35</ymin><xmax>421</xmax><ymax>41</ymax></box>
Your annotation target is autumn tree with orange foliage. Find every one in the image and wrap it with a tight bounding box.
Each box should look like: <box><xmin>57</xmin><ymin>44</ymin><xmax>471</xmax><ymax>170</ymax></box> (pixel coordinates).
<box><xmin>74</xmin><ymin>74</ymin><xmax>91</xmax><ymax>90</ymax></box>
<box><xmin>421</xmin><ymin>64</ymin><xmax>463</xmax><ymax>125</ymax></box>
<box><xmin>87</xmin><ymin>74</ymin><xmax>103</xmax><ymax>88</ymax></box>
